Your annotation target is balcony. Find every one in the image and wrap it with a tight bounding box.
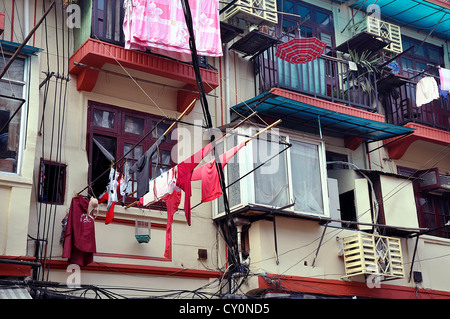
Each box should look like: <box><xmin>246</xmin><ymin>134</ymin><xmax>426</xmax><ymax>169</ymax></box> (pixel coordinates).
<box><xmin>381</xmin><ymin>73</ymin><xmax>450</xmax><ymax>131</ymax></box>
<box><xmin>69</xmin><ymin>0</ymin><xmax>219</xmax><ymax>112</ymax></box>
<box><xmin>380</xmin><ymin>71</ymin><xmax>450</xmax><ymax>159</ymax></box>
<box><xmin>255</xmin><ymin>45</ymin><xmax>380</xmax><ymax>113</ymax></box>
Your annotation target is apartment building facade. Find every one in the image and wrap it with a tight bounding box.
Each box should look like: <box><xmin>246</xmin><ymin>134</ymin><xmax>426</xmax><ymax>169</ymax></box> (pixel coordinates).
<box><xmin>0</xmin><ymin>0</ymin><xmax>450</xmax><ymax>299</ymax></box>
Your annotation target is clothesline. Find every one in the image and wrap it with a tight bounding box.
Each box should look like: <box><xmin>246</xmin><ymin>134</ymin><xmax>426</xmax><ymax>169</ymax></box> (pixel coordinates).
<box><xmin>124</xmin><ymin>111</ymin><xmax>260</xmax><ymax>210</ymax></box>
<box><xmin>189</xmin><ymin>133</ymin><xmax>291</xmax><ymax>212</ymax></box>
<box><xmin>77</xmin><ymin>99</ymin><xmax>197</xmax><ymax>197</ymax></box>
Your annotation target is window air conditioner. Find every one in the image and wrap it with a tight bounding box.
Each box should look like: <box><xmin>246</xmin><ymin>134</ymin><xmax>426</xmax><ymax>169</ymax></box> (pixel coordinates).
<box><xmin>417</xmin><ymin>168</ymin><xmax>450</xmax><ymax>195</ymax></box>
<box><xmin>341</xmin><ymin>232</ymin><xmax>405</xmax><ymax>281</ymax></box>
<box><xmin>223</xmin><ymin>0</ymin><xmax>278</xmax><ymax>26</ymax></box>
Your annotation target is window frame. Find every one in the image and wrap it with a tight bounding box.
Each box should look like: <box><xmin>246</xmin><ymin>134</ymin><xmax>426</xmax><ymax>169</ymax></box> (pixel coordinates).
<box><xmin>38</xmin><ymin>158</ymin><xmax>67</xmax><ymax>205</ymax></box>
<box><xmin>398</xmin><ymin>166</ymin><xmax>450</xmax><ymax>239</ymax></box>
<box><xmin>276</xmin><ymin>0</ymin><xmax>335</xmax><ymax>51</ymax></box>
<box><xmin>87</xmin><ymin>101</ymin><xmax>176</xmax><ymax>206</ymax></box>
<box><xmin>0</xmin><ymin>53</ymin><xmax>29</xmax><ymax>175</ymax></box>
<box><xmin>399</xmin><ymin>36</ymin><xmax>444</xmax><ymax>77</ymax></box>
<box><xmin>216</xmin><ymin>126</ymin><xmax>330</xmax><ymax>219</ymax></box>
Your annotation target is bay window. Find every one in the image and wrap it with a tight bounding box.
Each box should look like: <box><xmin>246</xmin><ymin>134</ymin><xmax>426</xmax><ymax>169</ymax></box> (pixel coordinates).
<box><xmin>216</xmin><ymin>127</ymin><xmax>328</xmax><ymax>218</ymax></box>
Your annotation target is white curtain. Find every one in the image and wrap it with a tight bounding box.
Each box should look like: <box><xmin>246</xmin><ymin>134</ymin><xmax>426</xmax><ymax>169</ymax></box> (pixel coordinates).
<box><xmin>253</xmin><ymin>138</ymin><xmax>289</xmax><ymax>207</ymax></box>
<box><xmin>290</xmin><ymin>140</ymin><xmax>324</xmax><ymax>214</ymax></box>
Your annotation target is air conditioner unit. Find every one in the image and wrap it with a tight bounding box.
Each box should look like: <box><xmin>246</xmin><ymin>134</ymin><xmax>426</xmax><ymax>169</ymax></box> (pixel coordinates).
<box><xmin>341</xmin><ymin>232</ymin><xmax>405</xmax><ymax>281</ymax></box>
<box><xmin>353</xmin><ymin>16</ymin><xmax>403</xmax><ymax>54</ymax></box>
<box><xmin>417</xmin><ymin>168</ymin><xmax>450</xmax><ymax>195</ymax></box>
<box><xmin>223</xmin><ymin>0</ymin><xmax>278</xmax><ymax>26</ymax></box>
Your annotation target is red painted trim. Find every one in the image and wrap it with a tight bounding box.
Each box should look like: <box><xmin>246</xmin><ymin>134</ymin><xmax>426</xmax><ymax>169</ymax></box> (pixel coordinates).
<box><xmin>345</xmin><ymin>136</ymin><xmax>364</xmax><ymax>151</ymax></box>
<box><xmin>10</xmin><ymin>0</ymin><xmax>14</xmax><ymax>42</ymax></box>
<box><xmin>219</xmin><ymin>57</ymin><xmax>223</xmax><ymax>126</ymax></box>
<box><xmin>385</xmin><ymin>123</ymin><xmax>450</xmax><ymax>159</ymax></box>
<box><xmin>33</xmin><ymin>0</ymin><xmax>37</xmax><ymax>47</ymax></box>
<box><xmin>269</xmin><ymin>88</ymin><xmax>386</xmax><ymax>123</ymax></box>
<box><xmin>94</xmin><ymin>217</ymin><xmax>172</xmax><ymax>261</ymax></box>
<box><xmin>258</xmin><ymin>274</ymin><xmax>450</xmax><ymax>299</ymax></box>
<box><xmin>0</xmin><ymin>12</ymin><xmax>5</xmax><ymax>36</ymax></box>
<box><xmin>0</xmin><ymin>256</ymin><xmax>36</xmax><ymax>277</ymax></box>
<box><xmin>48</xmin><ymin>259</ymin><xmax>220</xmax><ymax>279</ymax></box>
<box><xmin>68</xmin><ymin>39</ymin><xmax>219</xmax><ymax>116</ymax></box>
<box><xmin>425</xmin><ymin>0</ymin><xmax>450</xmax><ymax>9</ymax></box>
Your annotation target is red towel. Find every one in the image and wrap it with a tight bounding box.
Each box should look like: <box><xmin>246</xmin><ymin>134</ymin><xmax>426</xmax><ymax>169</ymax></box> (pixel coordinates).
<box><xmin>191</xmin><ymin>141</ymin><xmax>246</xmax><ymax>202</ymax></box>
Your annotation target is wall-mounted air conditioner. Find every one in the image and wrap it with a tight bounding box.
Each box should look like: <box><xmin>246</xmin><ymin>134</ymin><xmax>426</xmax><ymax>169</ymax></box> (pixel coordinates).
<box><xmin>223</xmin><ymin>0</ymin><xmax>278</xmax><ymax>26</ymax></box>
<box><xmin>341</xmin><ymin>232</ymin><xmax>405</xmax><ymax>281</ymax></box>
<box><xmin>351</xmin><ymin>16</ymin><xmax>403</xmax><ymax>54</ymax></box>
<box><xmin>417</xmin><ymin>168</ymin><xmax>450</xmax><ymax>195</ymax></box>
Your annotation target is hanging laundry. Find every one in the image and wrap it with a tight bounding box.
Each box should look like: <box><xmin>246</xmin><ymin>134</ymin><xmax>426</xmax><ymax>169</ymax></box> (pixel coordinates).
<box><xmin>191</xmin><ymin>141</ymin><xmax>247</xmax><ymax>203</ymax></box>
<box><xmin>163</xmin><ymin>189</ymin><xmax>182</xmax><ymax>258</ymax></box>
<box><xmin>176</xmin><ymin>143</ymin><xmax>213</xmax><ymax>226</ymax></box>
<box><xmin>439</xmin><ymin>68</ymin><xmax>450</xmax><ymax>91</ymax></box>
<box><xmin>143</xmin><ymin>166</ymin><xmax>180</xmax><ymax>205</ymax></box>
<box><xmin>439</xmin><ymin>84</ymin><xmax>449</xmax><ymax>100</ymax></box>
<box><xmin>62</xmin><ymin>195</ymin><xmax>96</xmax><ymax>267</ymax></box>
<box><xmin>98</xmin><ymin>167</ymin><xmax>121</xmax><ymax>224</ymax></box>
<box><xmin>416</xmin><ymin>76</ymin><xmax>439</xmax><ymax>107</ymax></box>
<box><xmin>120</xmin><ymin>160</ymin><xmax>132</xmax><ymax>206</ymax></box>
<box><xmin>129</xmin><ymin>134</ymin><xmax>166</xmax><ymax>200</ymax></box>
<box><xmin>123</xmin><ymin>0</ymin><xmax>222</xmax><ymax>60</ymax></box>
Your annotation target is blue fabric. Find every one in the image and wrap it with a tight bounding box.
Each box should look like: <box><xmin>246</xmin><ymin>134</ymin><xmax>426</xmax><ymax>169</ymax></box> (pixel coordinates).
<box><xmin>346</xmin><ymin>0</ymin><xmax>450</xmax><ymax>40</ymax></box>
<box><xmin>231</xmin><ymin>91</ymin><xmax>415</xmax><ymax>142</ymax></box>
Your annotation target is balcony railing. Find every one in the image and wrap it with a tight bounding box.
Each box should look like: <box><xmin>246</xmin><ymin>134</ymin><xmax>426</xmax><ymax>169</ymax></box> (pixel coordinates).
<box><xmin>90</xmin><ymin>0</ymin><xmax>208</xmax><ymax>66</ymax></box>
<box><xmin>384</xmin><ymin>71</ymin><xmax>450</xmax><ymax>131</ymax></box>
<box><xmin>255</xmin><ymin>46</ymin><xmax>379</xmax><ymax>112</ymax></box>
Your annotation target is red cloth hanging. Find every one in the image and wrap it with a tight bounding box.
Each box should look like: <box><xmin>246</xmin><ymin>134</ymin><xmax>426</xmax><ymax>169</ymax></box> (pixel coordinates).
<box><xmin>175</xmin><ymin>143</ymin><xmax>213</xmax><ymax>225</ymax></box>
<box><xmin>191</xmin><ymin>141</ymin><xmax>246</xmax><ymax>203</ymax></box>
<box><xmin>62</xmin><ymin>195</ymin><xmax>96</xmax><ymax>266</ymax></box>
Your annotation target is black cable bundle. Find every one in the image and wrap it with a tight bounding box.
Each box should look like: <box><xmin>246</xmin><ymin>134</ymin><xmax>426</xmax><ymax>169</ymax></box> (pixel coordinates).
<box><xmin>180</xmin><ymin>0</ymin><xmax>241</xmax><ymax>281</ymax></box>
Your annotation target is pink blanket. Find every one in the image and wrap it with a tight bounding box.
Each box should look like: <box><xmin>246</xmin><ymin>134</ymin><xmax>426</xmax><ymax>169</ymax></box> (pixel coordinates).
<box><xmin>124</xmin><ymin>0</ymin><xmax>222</xmax><ymax>61</ymax></box>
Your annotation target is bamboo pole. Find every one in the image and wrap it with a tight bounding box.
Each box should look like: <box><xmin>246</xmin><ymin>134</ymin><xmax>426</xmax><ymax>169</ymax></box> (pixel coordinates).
<box><xmin>125</xmin><ymin>99</ymin><xmax>197</xmax><ymax>209</ymax></box>
<box><xmin>163</xmin><ymin>98</ymin><xmax>197</xmax><ymax>136</ymax></box>
<box><xmin>244</xmin><ymin>119</ymin><xmax>282</xmax><ymax>144</ymax></box>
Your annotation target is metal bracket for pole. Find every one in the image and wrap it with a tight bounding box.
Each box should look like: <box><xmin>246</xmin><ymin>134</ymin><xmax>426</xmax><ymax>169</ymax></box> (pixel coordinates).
<box><xmin>273</xmin><ymin>214</ymin><xmax>279</xmax><ymax>265</ymax></box>
<box><xmin>312</xmin><ymin>221</ymin><xmax>329</xmax><ymax>268</ymax></box>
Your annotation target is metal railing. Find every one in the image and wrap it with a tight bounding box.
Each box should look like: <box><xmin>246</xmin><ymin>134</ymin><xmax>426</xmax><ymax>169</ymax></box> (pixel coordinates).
<box><xmin>255</xmin><ymin>45</ymin><xmax>379</xmax><ymax>112</ymax></box>
<box><xmin>384</xmin><ymin>69</ymin><xmax>450</xmax><ymax>131</ymax></box>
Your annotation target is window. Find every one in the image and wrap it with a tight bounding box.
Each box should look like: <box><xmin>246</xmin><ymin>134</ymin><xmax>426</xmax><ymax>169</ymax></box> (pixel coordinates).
<box><xmin>217</xmin><ymin>127</ymin><xmax>328</xmax><ymax>217</ymax></box>
<box><xmin>87</xmin><ymin>102</ymin><xmax>176</xmax><ymax>206</ymax></box>
<box><xmin>38</xmin><ymin>159</ymin><xmax>67</xmax><ymax>205</ymax></box>
<box><xmin>398</xmin><ymin>166</ymin><xmax>450</xmax><ymax>239</ymax></box>
<box><xmin>275</xmin><ymin>1</ymin><xmax>334</xmax><ymax>96</ymax></box>
<box><xmin>276</xmin><ymin>0</ymin><xmax>335</xmax><ymax>49</ymax></box>
<box><xmin>399</xmin><ymin>36</ymin><xmax>444</xmax><ymax>77</ymax></box>
<box><xmin>0</xmin><ymin>54</ymin><xmax>28</xmax><ymax>174</ymax></box>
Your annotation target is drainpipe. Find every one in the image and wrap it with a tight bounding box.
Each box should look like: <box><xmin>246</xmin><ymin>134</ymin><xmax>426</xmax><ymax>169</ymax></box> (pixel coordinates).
<box><xmin>24</xmin><ymin>0</ymin><xmax>30</xmax><ymax>44</ymax></box>
<box><xmin>233</xmin><ymin>217</ymin><xmax>250</xmax><ymax>264</ymax></box>
<box><xmin>224</xmin><ymin>42</ymin><xmax>230</xmax><ymax>124</ymax></box>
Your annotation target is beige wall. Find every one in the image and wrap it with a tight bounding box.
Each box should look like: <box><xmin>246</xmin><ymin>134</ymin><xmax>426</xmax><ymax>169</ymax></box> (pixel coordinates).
<box><xmin>2</xmin><ymin>0</ymin><xmax>450</xmax><ymax>298</ymax></box>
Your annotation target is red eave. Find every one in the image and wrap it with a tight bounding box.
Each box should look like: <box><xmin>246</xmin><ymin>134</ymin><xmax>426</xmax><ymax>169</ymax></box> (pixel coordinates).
<box><xmin>258</xmin><ymin>274</ymin><xmax>450</xmax><ymax>299</ymax></box>
<box><xmin>270</xmin><ymin>88</ymin><xmax>385</xmax><ymax>122</ymax></box>
<box><xmin>269</xmin><ymin>88</ymin><xmax>385</xmax><ymax>150</ymax></box>
<box><xmin>68</xmin><ymin>38</ymin><xmax>219</xmax><ymax>113</ymax></box>
<box><xmin>425</xmin><ymin>0</ymin><xmax>450</xmax><ymax>9</ymax></box>
<box><xmin>385</xmin><ymin>123</ymin><xmax>450</xmax><ymax>159</ymax></box>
